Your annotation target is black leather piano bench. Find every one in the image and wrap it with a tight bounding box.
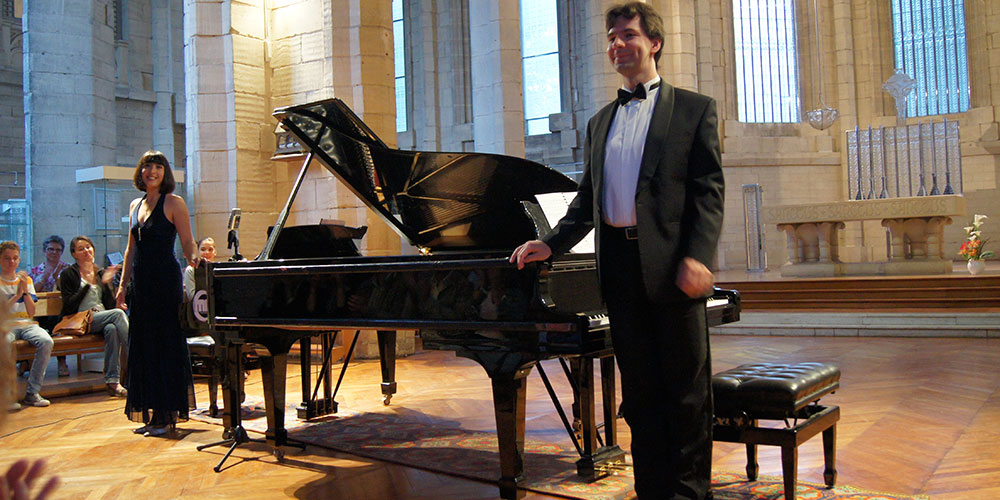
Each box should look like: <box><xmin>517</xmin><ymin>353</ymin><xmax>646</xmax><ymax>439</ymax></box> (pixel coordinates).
<box><xmin>712</xmin><ymin>362</ymin><xmax>841</xmax><ymax>500</ymax></box>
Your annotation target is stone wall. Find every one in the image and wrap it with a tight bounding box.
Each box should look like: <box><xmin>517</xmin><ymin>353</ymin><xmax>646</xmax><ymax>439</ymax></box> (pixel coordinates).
<box><xmin>5</xmin><ymin>0</ymin><xmax>997</xmax><ymax>272</ymax></box>
<box><xmin>9</xmin><ymin>1</ymin><xmax>186</xmax><ymax>265</ymax></box>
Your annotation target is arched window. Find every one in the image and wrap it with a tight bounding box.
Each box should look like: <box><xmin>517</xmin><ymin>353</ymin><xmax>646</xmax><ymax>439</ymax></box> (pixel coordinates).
<box><xmin>520</xmin><ymin>0</ymin><xmax>561</xmax><ymax>136</ymax></box>
<box><xmin>891</xmin><ymin>0</ymin><xmax>969</xmax><ymax>117</ymax></box>
<box><xmin>732</xmin><ymin>0</ymin><xmax>800</xmax><ymax>123</ymax></box>
<box><xmin>393</xmin><ymin>0</ymin><xmax>407</xmax><ymax>132</ymax></box>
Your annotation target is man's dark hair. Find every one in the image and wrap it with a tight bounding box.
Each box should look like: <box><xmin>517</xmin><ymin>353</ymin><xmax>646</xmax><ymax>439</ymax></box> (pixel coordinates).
<box><xmin>606</xmin><ymin>2</ymin><xmax>665</xmax><ymax>65</ymax></box>
<box><xmin>133</xmin><ymin>150</ymin><xmax>177</xmax><ymax>194</ymax></box>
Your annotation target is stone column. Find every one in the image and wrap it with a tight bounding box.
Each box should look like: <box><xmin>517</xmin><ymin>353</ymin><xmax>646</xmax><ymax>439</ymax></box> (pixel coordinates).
<box><xmin>24</xmin><ymin>0</ymin><xmax>117</xmax><ymax>263</ymax></box>
<box><xmin>468</xmin><ymin>0</ymin><xmax>524</xmax><ymax>156</ymax></box>
<box><xmin>330</xmin><ymin>0</ymin><xmax>412</xmax><ymax>358</ymax></box>
<box><xmin>184</xmin><ymin>0</ymin><xmax>238</xmax><ymax>248</ymax></box>
<box><xmin>656</xmin><ymin>0</ymin><xmax>699</xmax><ymax>90</ymax></box>
<box><xmin>151</xmin><ymin>0</ymin><xmax>178</xmax><ymax>168</ymax></box>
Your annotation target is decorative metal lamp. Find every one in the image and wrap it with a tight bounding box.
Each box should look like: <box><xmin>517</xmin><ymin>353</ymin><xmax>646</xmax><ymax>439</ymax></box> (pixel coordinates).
<box><xmin>806</xmin><ymin>0</ymin><xmax>839</xmax><ymax>130</ymax></box>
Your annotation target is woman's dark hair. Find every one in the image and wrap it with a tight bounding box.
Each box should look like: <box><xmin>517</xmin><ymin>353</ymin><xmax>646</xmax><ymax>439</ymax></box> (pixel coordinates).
<box><xmin>69</xmin><ymin>235</ymin><xmax>95</xmax><ymax>257</ymax></box>
<box><xmin>133</xmin><ymin>150</ymin><xmax>176</xmax><ymax>194</ymax></box>
<box><xmin>605</xmin><ymin>2</ymin><xmax>665</xmax><ymax>65</ymax></box>
<box><xmin>42</xmin><ymin>235</ymin><xmax>65</xmax><ymax>252</ymax></box>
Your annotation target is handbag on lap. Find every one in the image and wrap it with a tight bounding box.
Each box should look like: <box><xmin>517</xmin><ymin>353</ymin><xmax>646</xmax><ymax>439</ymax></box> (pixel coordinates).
<box><xmin>52</xmin><ymin>309</ymin><xmax>93</xmax><ymax>336</ymax></box>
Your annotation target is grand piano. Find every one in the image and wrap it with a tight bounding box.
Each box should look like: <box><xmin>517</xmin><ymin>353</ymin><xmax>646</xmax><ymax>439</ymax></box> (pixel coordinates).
<box><xmin>190</xmin><ymin>98</ymin><xmax>740</xmax><ymax>499</ymax></box>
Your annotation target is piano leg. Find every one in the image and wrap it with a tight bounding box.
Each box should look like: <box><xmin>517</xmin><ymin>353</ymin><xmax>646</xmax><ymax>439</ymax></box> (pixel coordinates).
<box><xmin>570</xmin><ymin>357</ymin><xmax>598</xmax><ymax>474</ymax></box>
<box><xmin>220</xmin><ymin>339</ymin><xmax>241</xmax><ymax>432</ymax></box>
<box><xmin>260</xmin><ymin>352</ymin><xmax>289</xmax><ymax>452</ymax></box>
<box><xmin>571</xmin><ymin>354</ymin><xmax>626</xmax><ymax>477</ymax></box>
<box><xmin>599</xmin><ymin>355</ymin><xmax>618</xmax><ymax>448</ymax></box>
<box><xmin>491</xmin><ymin>366</ymin><xmax>531</xmax><ymax>500</ymax></box>
<box><xmin>377</xmin><ymin>330</ymin><xmax>397</xmax><ymax>405</ymax></box>
<box><xmin>298</xmin><ymin>336</ymin><xmax>313</xmax><ymax>415</ymax></box>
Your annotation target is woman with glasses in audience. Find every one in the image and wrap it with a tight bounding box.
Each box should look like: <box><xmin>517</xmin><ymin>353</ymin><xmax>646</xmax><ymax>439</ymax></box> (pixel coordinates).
<box><xmin>28</xmin><ymin>235</ymin><xmax>71</xmax><ymax>377</ymax></box>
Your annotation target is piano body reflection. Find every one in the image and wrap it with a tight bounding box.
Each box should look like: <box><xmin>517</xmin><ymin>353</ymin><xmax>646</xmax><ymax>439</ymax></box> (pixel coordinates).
<box><xmin>192</xmin><ymin>98</ymin><xmax>740</xmax><ymax>498</ymax></box>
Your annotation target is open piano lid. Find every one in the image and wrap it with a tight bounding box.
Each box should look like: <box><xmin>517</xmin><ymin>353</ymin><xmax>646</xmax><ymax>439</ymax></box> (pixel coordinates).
<box><xmin>273</xmin><ymin>98</ymin><xmax>578</xmax><ymax>251</ymax></box>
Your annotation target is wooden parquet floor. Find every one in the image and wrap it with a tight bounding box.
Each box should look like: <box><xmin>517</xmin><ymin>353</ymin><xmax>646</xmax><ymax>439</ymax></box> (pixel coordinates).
<box><xmin>3</xmin><ymin>335</ymin><xmax>999</xmax><ymax>499</ymax></box>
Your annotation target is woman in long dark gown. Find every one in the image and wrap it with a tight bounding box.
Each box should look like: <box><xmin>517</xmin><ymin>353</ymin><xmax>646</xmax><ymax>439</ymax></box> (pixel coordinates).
<box><xmin>115</xmin><ymin>150</ymin><xmax>200</xmax><ymax>437</ymax></box>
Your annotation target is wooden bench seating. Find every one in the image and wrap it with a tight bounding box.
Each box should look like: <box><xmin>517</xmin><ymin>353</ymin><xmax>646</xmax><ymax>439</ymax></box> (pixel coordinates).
<box><xmin>11</xmin><ymin>292</ymin><xmax>105</xmax><ymax>369</ymax></box>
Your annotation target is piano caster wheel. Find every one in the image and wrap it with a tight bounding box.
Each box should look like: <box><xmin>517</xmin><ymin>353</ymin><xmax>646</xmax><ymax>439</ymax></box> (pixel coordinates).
<box><xmin>382</xmin><ymin>394</ymin><xmax>392</xmax><ymax>406</ymax></box>
<box><xmin>273</xmin><ymin>448</ymin><xmax>285</xmax><ymax>460</ymax></box>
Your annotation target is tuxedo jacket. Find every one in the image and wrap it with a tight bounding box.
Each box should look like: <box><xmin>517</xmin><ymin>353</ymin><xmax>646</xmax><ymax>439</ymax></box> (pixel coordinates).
<box><xmin>544</xmin><ymin>81</ymin><xmax>724</xmax><ymax>303</ymax></box>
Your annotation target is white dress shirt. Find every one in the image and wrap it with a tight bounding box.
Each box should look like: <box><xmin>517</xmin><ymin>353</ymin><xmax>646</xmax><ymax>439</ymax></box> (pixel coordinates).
<box><xmin>602</xmin><ymin>77</ymin><xmax>661</xmax><ymax>227</ymax></box>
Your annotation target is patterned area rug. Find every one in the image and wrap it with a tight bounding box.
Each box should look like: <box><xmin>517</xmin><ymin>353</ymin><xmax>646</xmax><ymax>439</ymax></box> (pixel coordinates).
<box><xmin>192</xmin><ymin>404</ymin><xmax>927</xmax><ymax>500</ymax></box>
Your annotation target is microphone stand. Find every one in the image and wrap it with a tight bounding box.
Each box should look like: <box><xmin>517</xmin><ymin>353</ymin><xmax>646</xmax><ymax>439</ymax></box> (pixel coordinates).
<box><xmin>228</xmin><ymin>228</ymin><xmax>243</xmax><ymax>261</ymax></box>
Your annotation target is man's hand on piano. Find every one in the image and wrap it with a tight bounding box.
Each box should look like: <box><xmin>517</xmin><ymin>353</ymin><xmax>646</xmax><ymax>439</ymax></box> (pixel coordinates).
<box><xmin>510</xmin><ymin>240</ymin><xmax>552</xmax><ymax>270</ymax></box>
<box><xmin>676</xmin><ymin>257</ymin><xmax>714</xmax><ymax>298</ymax></box>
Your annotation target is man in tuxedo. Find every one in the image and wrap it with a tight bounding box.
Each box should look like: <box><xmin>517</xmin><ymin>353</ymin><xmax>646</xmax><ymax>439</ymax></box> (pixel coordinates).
<box><xmin>510</xmin><ymin>3</ymin><xmax>723</xmax><ymax>499</ymax></box>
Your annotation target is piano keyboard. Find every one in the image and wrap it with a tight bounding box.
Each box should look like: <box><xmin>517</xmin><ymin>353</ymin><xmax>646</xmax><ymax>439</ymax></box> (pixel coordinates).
<box><xmin>586</xmin><ymin>296</ymin><xmax>731</xmax><ymax>330</ymax></box>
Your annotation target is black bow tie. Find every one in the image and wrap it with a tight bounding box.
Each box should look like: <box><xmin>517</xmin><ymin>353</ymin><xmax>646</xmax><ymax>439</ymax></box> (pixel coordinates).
<box><xmin>617</xmin><ymin>81</ymin><xmax>660</xmax><ymax>106</ymax></box>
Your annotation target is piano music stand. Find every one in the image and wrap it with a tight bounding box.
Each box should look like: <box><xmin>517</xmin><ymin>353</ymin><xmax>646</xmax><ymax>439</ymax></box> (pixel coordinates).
<box><xmin>196</xmin><ymin>338</ymin><xmax>304</xmax><ymax>471</ymax></box>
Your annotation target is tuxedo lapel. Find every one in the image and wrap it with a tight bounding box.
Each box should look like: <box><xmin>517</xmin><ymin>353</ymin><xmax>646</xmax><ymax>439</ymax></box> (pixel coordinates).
<box><xmin>591</xmin><ymin>102</ymin><xmax>618</xmax><ymax>211</ymax></box>
<box><xmin>636</xmin><ymin>82</ymin><xmax>675</xmax><ymax>194</ymax></box>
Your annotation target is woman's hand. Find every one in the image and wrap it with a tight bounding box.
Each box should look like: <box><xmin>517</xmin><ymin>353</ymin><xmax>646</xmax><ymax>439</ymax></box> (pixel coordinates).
<box><xmin>1</xmin><ymin>458</ymin><xmax>60</xmax><ymax>500</ymax></box>
<box><xmin>114</xmin><ymin>287</ymin><xmax>128</xmax><ymax>312</ymax></box>
<box><xmin>100</xmin><ymin>265</ymin><xmax>120</xmax><ymax>285</ymax></box>
<box><xmin>187</xmin><ymin>255</ymin><xmax>202</xmax><ymax>269</ymax></box>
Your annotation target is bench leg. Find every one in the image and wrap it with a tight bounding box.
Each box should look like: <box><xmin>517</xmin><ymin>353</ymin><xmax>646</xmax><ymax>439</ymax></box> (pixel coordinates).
<box><xmin>823</xmin><ymin>424</ymin><xmax>837</xmax><ymax>487</ymax></box>
<box><xmin>206</xmin><ymin>356</ymin><xmax>222</xmax><ymax>418</ymax></box>
<box><xmin>745</xmin><ymin>443</ymin><xmax>758</xmax><ymax>481</ymax></box>
<box><xmin>208</xmin><ymin>363</ymin><xmax>219</xmax><ymax>418</ymax></box>
<box><xmin>781</xmin><ymin>445</ymin><xmax>797</xmax><ymax>500</ymax></box>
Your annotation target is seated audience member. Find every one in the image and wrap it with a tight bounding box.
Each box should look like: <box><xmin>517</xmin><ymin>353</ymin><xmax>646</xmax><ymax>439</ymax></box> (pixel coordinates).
<box><xmin>28</xmin><ymin>236</ymin><xmax>70</xmax><ymax>294</ymax></box>
<box><xmin>58</xmin><ymin>236</ymin><xmax>129</xmax><ymax>398</ymax></box>
<box><xmin>1</xmin><ymin>241</ymin><xmax>53</xmax><ymax>408</ymax></box>
<box><xmin>28</xmin><ymin>235</ymin><xmax>71</xmax><ymax>377</ymax></box>
<box><xmin>183</xmin><ymin>237</ymin><xmax>216</xmax><ymax>301</ymax></box>
<box><xmin>2</xmin><ymin>309</ymin><xmax>61</xmax><ymax>496</ymax></box>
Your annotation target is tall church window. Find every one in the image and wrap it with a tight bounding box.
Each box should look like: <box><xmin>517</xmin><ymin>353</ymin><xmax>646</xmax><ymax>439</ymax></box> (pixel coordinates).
<box><xmin>393</xmin><ymin>0</ymin><xmax>407</xmax><ymax>132</ymax></box>
<box><xmin>520</xmin><ymin>0</ymin><xmax>561</xmax><ymax>136</ymax></box>
<box><xmin>732</xmin><ymin>0</ymin><xmax>800</xmax><ymax>123</ymax></box>
<box><xmin>891</xmin><ymin>0</ymin><xmax>969</xmax><ymax>117</ymax></box>
<box><xmin>114</xmin><ymin>0</ymin><xmax>126</xmax><ymax>41</ymax></box>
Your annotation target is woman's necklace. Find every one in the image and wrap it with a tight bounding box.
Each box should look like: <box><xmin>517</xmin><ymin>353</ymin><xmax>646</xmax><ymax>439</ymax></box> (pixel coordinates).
<box><xmin>138</xmin><ymin>195</ymin><xmax>158</xmax><ymax>241</ymax></box>
<box><xmin>81</xmin><ymin>266</ymin><xmax>96</xmax><ymax>284</ymax></box>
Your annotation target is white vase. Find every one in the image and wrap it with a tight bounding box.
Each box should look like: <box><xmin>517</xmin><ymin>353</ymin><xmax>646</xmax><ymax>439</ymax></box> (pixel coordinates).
<box><xmin>967</xmin><ymin>259</ymin><xmax>986</xmax><ymax>275</ymax></box>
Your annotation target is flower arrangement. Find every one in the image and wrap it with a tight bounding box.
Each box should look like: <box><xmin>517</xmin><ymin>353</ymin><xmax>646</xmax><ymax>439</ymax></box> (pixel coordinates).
<box><xmin>958</xmin><ymin>214</ymin><xmax>995</xmax><ymax>261</ymax></box>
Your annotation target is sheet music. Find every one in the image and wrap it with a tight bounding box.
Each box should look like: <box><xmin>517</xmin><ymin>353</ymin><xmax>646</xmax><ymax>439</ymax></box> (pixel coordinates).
<box><xmin>535</xmin><ymin>192</ymin><xmax>595</xmax><ymax>254</ymax></box>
